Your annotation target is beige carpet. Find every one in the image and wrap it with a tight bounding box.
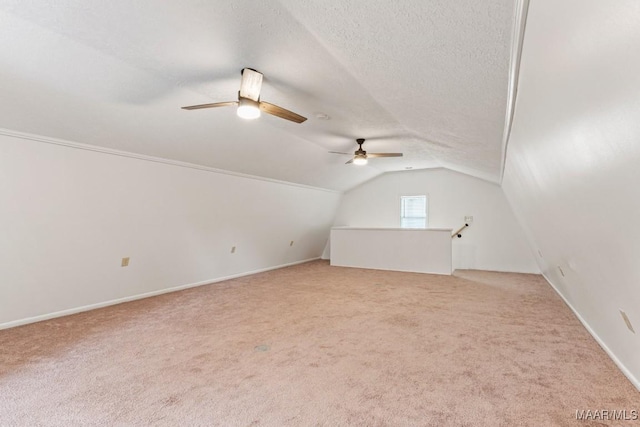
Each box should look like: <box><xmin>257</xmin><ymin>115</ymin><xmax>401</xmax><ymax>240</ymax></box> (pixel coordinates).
<box><xmin>1</xmin><ymin>261</ymin><xmax>638</xmax><ymax>426</ymax></box>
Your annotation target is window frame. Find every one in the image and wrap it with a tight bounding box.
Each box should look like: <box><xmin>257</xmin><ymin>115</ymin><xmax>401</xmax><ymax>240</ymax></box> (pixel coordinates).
<box><xmin>399</xmin><ymin>194</ymin><xmax>428</xmax><ymax>229</ymax></box>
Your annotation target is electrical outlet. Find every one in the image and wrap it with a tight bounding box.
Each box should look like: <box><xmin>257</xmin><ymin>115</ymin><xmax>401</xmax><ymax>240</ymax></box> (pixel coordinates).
<box><xmin>121</xmin><ymin>257</ymin><xmax>130</xmax><ymax>267</ymax></box>
<box><xmin>231</xmin><ymin>246</ymin><xmax>236</xmax><ymax>254</ymax></box>
<box><xmin>620</xmin><ymin>310</ymin><xmax>635</xmax><ymax>334</ymax></box>
<box><xmin>464</xmin><ymin>216</ymin><xmax>473</xmax><ymax>223</ymax></box>
<box><xmin>290</xmin><ymin>240</ymin><xmax>294</xmax><ymax>246</ymax></box>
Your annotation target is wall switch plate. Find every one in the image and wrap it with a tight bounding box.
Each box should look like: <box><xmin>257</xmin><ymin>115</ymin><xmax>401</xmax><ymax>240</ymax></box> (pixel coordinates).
<box><xmin>121</xmin><ymin>257</ymin><xmax>130</xmax><ymax>267</ymax></box>
<box><xmin>620</xmin><ymin>309</ymin><xmax>635</xmax><ymax>334</ymax></box>
<box><xmin>464</xmin><ymin>216</ymin><xmax>473</xmax><ymax>223</ymax></box>
<box><xmin>231</xmin><ymin>246</ymin><xmax>236</xmax><ymax>253</ymax></box>
<box><xmin>290</xmin><ymin>240</ymin><xmax>294</xmax><ymax>246</ymax></box>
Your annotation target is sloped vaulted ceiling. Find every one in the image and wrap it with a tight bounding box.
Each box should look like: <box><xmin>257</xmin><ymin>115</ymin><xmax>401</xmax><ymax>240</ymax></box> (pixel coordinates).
<box><xmin>0</xmin><ymin>0</ymin><xmax>518</xmax><ymax>191</ymax></box>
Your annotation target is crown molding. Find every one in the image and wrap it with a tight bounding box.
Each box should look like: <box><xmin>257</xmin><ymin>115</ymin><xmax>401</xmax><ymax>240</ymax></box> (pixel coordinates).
<box><xmin>500</xmin><ymin>0</ymin><xmax>530</xmax><ymax>184</ymax></box>
<box><xmin>0</xmin><ymin>127</ymin><xmax>342</xmax><ymax>194</ymax></box>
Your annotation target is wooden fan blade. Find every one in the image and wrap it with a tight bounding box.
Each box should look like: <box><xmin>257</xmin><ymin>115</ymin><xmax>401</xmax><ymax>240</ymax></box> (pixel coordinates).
<box><xmin>367</xmin><ymin>153</ymin><xmax>403</xmax><ymax>158</ymax></box>
<box><xmin>181</xmin><ymin>101</ymin><xmax>238</xmax><ymax>110</ymax></box>
<box><xmin>329</xmin><ymin>151</ymin><xmax>351</xmax><ymax>155</ymax></box>
<box><xmin>239</xmin><ymin>68</ymin><xmax>263</xmax><ymax>101</ymax></box>
<box><xmin>345</xmin><ymin>158</ymin><xmax>354</xmax><ymax>164</ymax></box>
<box><xmin>259</xmin><ymin>101</ymin><xmax>307</xmax><ymax>123</ymax></box>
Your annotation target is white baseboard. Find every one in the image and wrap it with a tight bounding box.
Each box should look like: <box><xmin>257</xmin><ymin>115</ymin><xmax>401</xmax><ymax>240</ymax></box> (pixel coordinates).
<box><xmin>0</xmin><ymin>258</ymin><xmax>319</xmax><ymax>331</ymax></box>
<box><xmin>543</xmin><ymin>273</ymin><xmax>640</xmax><ymax>392</ymax></box>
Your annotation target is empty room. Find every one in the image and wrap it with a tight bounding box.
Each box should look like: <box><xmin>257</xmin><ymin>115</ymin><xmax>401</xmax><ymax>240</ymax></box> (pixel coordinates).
<box><xmin>1</xmin><ymin>0</ymin><xmax>639</xmax><ymax>425</ymax></box>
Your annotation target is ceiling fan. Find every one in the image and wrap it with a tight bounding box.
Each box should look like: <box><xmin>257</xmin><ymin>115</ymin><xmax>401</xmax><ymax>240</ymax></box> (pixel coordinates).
<box><xmin>181</xmin><ymin>68</ymin><xmax>307</xmax><ymax>124</ymax></box>
<box><xmin>330</xmin><ymin>138</ymin><xmax>403</xmax><ymax>165</ymax></box>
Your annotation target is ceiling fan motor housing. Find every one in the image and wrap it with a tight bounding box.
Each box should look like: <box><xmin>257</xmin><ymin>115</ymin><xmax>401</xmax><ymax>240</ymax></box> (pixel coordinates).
<box><xmin>355</xmin><ymin>138</ymin><xmax>366</xmax><ymax>156</ymax></box>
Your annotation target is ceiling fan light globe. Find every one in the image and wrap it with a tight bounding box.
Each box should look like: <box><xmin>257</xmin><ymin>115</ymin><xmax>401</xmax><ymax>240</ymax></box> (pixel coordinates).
<box><xmin>353</xmin><ymin>156</ymin><xmax>368</xmax><ymax>166</ymax></box>
<box><xmin>237</xmin><ymin>98</ymin><xmax>261</xmax><ymax>120</ymax></box>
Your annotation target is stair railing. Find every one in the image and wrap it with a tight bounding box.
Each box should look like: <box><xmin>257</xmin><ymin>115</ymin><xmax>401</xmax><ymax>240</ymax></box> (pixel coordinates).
<box><xmin>452</xmin><ymin>223</ymin><xmax>470</xmax><ymax>239</ymax></box>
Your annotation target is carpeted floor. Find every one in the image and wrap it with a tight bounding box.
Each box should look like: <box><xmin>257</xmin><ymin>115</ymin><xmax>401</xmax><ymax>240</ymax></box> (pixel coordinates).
<box><xmin>1</xmin><ymin>260</ymin><xmax>638</xmax><ymax>426</ymax></box>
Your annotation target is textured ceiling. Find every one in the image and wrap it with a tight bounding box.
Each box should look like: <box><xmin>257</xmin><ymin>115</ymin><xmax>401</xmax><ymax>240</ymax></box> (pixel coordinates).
<box><xmin>0</xmin><ymin>0</ymin><xmax>516</xmax><ymax>191</ymax></box>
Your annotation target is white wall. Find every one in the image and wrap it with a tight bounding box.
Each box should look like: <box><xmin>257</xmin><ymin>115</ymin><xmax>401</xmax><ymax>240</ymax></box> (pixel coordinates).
<box><xmin>331</xmin><ymin>228</ymin><xmax>453</xmax><ymax>275</ymax></box>
<box><xmin>0</xmin><ymin>130</ymin><xmax>341</xmax><ymax>327</ymax></box>
<box><xmin>333</xmin><ymin>168</ymin><xmax>538</xmax><ymax>273</ymax></box>
<box><xmin>501</xmin><ymin>0</ymin><xmax>640</xmax><ymax>388</ymax></box>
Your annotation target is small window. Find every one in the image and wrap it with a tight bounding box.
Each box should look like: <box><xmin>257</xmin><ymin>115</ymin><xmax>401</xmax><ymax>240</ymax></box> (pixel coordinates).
<box><xmin>400</xmin><ymin>195</ymin><xmax>428</xmax><ymax>228</ymax></box>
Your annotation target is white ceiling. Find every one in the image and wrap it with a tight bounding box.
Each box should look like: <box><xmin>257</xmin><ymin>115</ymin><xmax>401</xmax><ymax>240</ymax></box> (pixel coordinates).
<box><xmin>0</xmin><ymin>0</ymin><xmax>517</xmax><ymax>191</ymax></box>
